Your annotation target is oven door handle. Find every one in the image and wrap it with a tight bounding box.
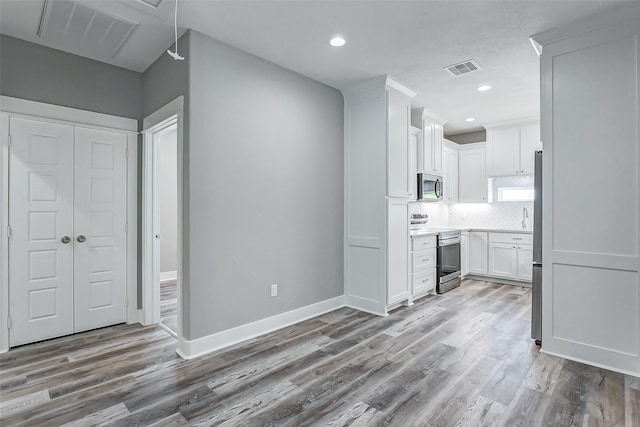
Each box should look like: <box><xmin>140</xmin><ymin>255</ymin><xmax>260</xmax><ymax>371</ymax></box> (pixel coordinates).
<box><xmin>439</xmin><ymin>237</ymin><xmax>461</xmax><ymax>247</ymax></box>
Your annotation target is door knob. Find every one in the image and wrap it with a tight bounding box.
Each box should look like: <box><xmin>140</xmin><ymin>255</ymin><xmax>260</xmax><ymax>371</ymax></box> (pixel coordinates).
<box><xmin>61</xmin><ymin>236</ymin><xmax>71</xmax><ymax>244</ymax></box>
<box><xmin>77</xmin><ymin>235</ymin><xmax>86</xmax><ymax>243</ymax></box>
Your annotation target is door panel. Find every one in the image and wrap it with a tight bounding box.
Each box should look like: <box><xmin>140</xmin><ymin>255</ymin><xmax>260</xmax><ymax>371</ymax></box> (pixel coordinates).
<box><xmin>517</xmin><ymin>245</ymin><xmax>533</xmax><ymax>281</ymax></box>
<box><xmin>9</xmin><ymin>118</ymin><xmax>74</xmax><ymax>346</ymax></box>
<box><xmin>73</xmin><ymin>127</ymin><xmax>127</xmax><ymax>332</ymax></box>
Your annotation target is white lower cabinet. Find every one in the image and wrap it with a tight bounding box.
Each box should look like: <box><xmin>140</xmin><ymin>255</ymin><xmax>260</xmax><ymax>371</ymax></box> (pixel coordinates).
<box><xmin>411</xmin><ymin>235</ymin><xmax>437</xmax><ymax>299</ymax></box>
<box><xmin>487</xmin><ymin>233</ymin><xmax>533</xmax><ymax>282</ymax></box>
<box><xmin>461</xmin><ymin>231</ymin><xmax>469</xmax><ymax>277</ymax></box>
<box><xmin>387</xmin><ymin>199</ymin><xmax>411</xmax><ymax>305</ymax></box>
<box><xmin>468</xmin><ymin>231</ymin><xmax>488</xmax><ymax>275</ymax></box>
<box><xmin>488</xmin><ymin>243</ymin><xmax>518</xmax><ymax>279</ymax></box>
<box><xmin>517</xmin><ymin>245</ymin><xmax>533</xmax><ymax>281</ymax></box>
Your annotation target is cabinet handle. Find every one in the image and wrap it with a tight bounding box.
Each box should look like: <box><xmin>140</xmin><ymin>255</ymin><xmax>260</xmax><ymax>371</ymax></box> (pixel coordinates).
<box><xmin>513</xmin><ymin>246</ymin><xmax>516</xmax><ymax>249</ymax></box>
<box><xmin>512</xmin><ymin>237</ymin><xmax>523</xmax><ymax>240</ymax></box>
<box><xmin>77</xmin><ymin>235</ymin><xmax>86</xmax><ymax>243</ymax></box>
<box><xmin>422</xmin><ymin>258</ymin><xmax>430</xmax><ymax>262</ymax></box>
<box><xmin>61</xmin><ymin>236</ymin><xmax>71</xmax><ymax>244</ymax></box>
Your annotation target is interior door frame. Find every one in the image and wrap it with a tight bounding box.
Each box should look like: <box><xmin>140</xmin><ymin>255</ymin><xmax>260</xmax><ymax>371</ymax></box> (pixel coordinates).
<box><xmin>0</xmin><ymin>96</ymin><xmax>139</xmax><ymax>353</ymax></box>
<box><xmin>141</xmin><ymin>96</ymin><xmax>184</xmax><ymax>342</ymax></box>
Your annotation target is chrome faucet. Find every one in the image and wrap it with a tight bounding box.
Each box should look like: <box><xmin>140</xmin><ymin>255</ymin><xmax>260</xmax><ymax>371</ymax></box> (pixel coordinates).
<box><xmin>522</xmin><ymin>207</ymin><xmax>529</xmax><ymax>229</ymax></box>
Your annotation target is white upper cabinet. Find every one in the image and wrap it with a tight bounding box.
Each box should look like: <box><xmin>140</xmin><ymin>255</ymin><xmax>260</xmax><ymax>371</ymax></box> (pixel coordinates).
<box><xmin>486</xmin><ymin>121</ymin><xmax>541</xmax><ymax>177</ymax></box>
<box><xmin>519</xmin><ymin>124</ymin><xmax>542</xmax><ymax>175</ymax></box>
<box><xmin>412</xmin><ymin>108</ymin><xmax>446</xmax><ymax>176</ymax></box>
<box><xmin>458</xmin><ymin>146</ymin><xmax>487</xmax><ymax>203</ymax></box>
<box><xmin>442</xmin><ymin>147</ymin><xmax>459</xmax><ymax>203</ymax></box>
<box><xmin>409</xmin><ymin>126</ymin><xmax>419</xmax><ymax>199</ymax></box>
<box><xmin>387</xmin><ymin>88</ymin><xmax>413</xmax><ymax>198</ymax></box>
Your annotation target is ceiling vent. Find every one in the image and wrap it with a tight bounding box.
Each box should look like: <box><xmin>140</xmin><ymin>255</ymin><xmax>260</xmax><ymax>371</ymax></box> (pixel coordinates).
<box><xmin>444</xmin><ymin>59</ymin><xmax>482</xmax><ymax>77</ymax></box>
<box><xmin>38</xmin><ymin>0</ymin><xmax>139</xmax><ymax>58</ymax></box>
<box><xmin>135</xmin><ymin>0</ymin><xmax>162</xmax><ymax>8</ymax></box>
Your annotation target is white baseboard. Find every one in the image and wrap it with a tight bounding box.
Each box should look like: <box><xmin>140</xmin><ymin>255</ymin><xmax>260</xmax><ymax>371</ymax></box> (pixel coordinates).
<box><xmin>541</xmin><ymin>349</ymin><xmax>640</xmax><ymax>377</ymax></box>
<box><xmin>160</xmin><ymin>271</ymin><xmax>177</xmax><ymax>281</ymax></box>
<box><xmin>176</xmin><ymin>295</ymin><xmax>346</xmax><ymax>360</ymax></box>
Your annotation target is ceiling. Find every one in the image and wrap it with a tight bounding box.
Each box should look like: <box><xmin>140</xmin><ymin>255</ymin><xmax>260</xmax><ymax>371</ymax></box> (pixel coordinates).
<box><xmin>0</xmin><ymin>0</ymin><xmax>636</xmax><ymax>134</ymax></box>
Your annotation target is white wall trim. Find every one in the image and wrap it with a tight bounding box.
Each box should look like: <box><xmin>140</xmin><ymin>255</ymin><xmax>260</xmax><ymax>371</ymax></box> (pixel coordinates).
<box><xmin>125</xmin><ymin>131</ymin><xmax>139</xmax><ymax>325</ymax></box>
<box><xmin>176</xmin><ymin>295</ymin><xmax>346</xmax><ymax>360</ymax></box>
<box><xmin>0</xmin><ymin>96</ymin><xmax>138</xmax><ymax>132</ymax></box>
<box><xmin>160</xmin><ymin>271</ymin><xmax>178</xmax><ymax>281</ymax></box>
<box><xmin>0</xmin><ymin>100</ymin><xmax>140</xmax><ymax>351</ymax></box>
<box><xmin>541</xmin><ymin>349</ymin><xmax>639</xmax><ymax>378</ymax></box>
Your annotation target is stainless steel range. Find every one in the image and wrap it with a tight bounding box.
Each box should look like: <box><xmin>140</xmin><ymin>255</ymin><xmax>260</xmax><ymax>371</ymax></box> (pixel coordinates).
<box><xmin>435</xmin><ymin>229</ymin><xmax>462</xmax><ymax>294</ymax></box>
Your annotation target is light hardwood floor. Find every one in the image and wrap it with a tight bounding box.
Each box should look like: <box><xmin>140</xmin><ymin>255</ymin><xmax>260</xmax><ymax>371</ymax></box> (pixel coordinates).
<box><xmin>160</xmin><ymin>279</ymin><xmax>178</xmax><ymax>335</ymax></box>
<box><xmin>0</xmin><ymin>279</ymin><xmax>638</xmax><ymax>426</ymax></box>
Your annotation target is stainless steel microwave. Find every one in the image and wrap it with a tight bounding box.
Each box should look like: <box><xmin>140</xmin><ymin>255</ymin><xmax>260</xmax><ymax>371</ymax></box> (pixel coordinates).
<box><xmin>417</xmin><ymin>173</ymin><xmax>443</xmax><ymax>201</ymax></box>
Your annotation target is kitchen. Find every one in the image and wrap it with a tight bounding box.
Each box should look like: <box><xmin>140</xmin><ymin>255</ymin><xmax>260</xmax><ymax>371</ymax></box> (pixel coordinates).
<box><xmin>344</xmin><ymin>77</ymin><xmax>541</xmax><ymax>324</ymax></box>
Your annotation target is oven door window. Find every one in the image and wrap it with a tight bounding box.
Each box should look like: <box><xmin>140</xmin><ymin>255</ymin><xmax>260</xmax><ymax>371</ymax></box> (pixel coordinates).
<box><xmin>439</xmin><ymin>242</ymin><xmax>461</xmax><ymax>277</ymax></box>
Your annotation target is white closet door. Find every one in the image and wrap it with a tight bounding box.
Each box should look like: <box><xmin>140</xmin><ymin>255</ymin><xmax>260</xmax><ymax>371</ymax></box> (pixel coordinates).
<box><xmin>9</xmin><ymin>118</ymin><xmax>75</xmax><ymax>346</ymax></box>
<box><xmin>73</xmin><ymin>127</ymin><xmax>127</xmax><ymax>333</ymax></box>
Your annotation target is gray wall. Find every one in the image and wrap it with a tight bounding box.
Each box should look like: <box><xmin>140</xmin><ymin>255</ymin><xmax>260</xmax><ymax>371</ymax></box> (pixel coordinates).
<box><xmin>158</xmin><ymin>128</ymin><xmax>178</xmax><ymax>274</ymax></box>
<box><xmin>0</xmin><ymin>35</ymin><xmax>142</xmax><ymax>119</ymax></box>
<box><xmin>142</xmin><ymin>32</ymin><xmax>190</xmax><ymax>309</ymax></box>
<box><xmin>446</xmin><ymin>129</ymin><xmax>486</xmax><ymax>144</ymax></box>
<box><xmin>185</xmin><ymin>31</ymin><xmax>344</xmax><ymax>339</ymax></box>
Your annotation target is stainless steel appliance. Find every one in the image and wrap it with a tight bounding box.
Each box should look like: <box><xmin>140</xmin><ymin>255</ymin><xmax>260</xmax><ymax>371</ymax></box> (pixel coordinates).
<box><xmin>417</xmin><ymin>173</ymin><xmax>443</xmax><ymax>202</ymax></box>
<box><xmin>437</xmin><ymin>229</ymin><xmax>462</xmax><ymax>294</ymax></box>
<box><xmin>531</xmin><ymin>150</ymin><xmax>542</xmax><ymax>346</ymax></box>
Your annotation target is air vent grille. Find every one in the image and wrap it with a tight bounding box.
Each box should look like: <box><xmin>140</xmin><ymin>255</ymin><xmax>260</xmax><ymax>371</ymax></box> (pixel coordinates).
<box><xmin>444</xmin><ymin>59</ymin><xmax>482</xmax><ymax>77</ymax></box>
<box><xmin>39</xmin><ymin>0</ymin><xmax>139</xmax><ymax>59</ymax></box>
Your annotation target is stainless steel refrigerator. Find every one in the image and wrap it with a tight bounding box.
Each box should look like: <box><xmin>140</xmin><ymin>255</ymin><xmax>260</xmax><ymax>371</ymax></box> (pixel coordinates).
<box><xmin>531</xmin><ymin>151</ymin><xmax>542</xmax><ymax>345</ymax></box>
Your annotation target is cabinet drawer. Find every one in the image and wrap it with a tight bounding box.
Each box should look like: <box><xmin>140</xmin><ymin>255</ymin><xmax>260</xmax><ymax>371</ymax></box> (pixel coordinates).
<box><xmin>413</xmin><ymin>269</ymin><xmax>436</xmax><ymax>295</ymax></box>
<box><xmin>489</xmin><ymin>233</ymin><xmax>532</xmax><ymax>245</ymax></box>
<box><xmin>412</xmin><ymin>248</ymin><xmax>437</xmax><ymax>272</ymax></box>
<box><xmin>412</xmin><ymin>235</ymin><xmax>437</xmax><ymax>251</ymax></box>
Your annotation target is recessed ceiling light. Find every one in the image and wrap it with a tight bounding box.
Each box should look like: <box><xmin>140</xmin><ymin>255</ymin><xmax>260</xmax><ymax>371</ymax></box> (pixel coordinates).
<box><xmin>329</xmin><ymin>36</ymin><xmax>346</xmax><ymax>47</ymax></box>
<box><xmin>465</xmin><ymin>118</ymin><xmax>476</xmax><ymax>122</ymax></box>
<box><xmin>477</xmin><ymin>85</ymin><xmax>492</xmax><ymax>92</ymax></box>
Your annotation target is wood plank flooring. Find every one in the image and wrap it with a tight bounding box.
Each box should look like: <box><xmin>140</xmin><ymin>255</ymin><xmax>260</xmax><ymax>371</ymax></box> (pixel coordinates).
<box><xmin>1</xmin><ymin>279</ymin><xmax>638</xmax><ymax>426</ymax></box>
<box><xmin>160</xmin><ymin>280</ymin><xmax>178</xmax><ymax>335</ymax></box>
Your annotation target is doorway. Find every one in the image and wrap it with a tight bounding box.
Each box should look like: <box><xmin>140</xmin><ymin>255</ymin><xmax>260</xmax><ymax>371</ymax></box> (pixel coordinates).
<box><xmin>156</xmin><ymin>125</ymin><xmax>178</xmax><ymax>336</ymax></box>
<box><xmin>141</xmin><ymin>96</ymin><xmax>184</xmax><ymax>343</ymax></box>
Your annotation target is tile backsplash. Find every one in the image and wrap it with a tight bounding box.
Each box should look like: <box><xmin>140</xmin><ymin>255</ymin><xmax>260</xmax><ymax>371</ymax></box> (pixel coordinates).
<box><xmin>411</xmin><ymin>175</ymin><xmax>535</xmax><ymax>230</ymax></box>
<box><xmin>449</xmin><ymin>175</ymin><xmax>534</xmax><ymax>230</ymax></box>
<box><xmin>448</xmin><ymin>202</ymin><xmax>533</xmax><ymax>230</ymax></box>
<box><xmin>409</xmin><ymin>202</ymin><xmax>449</xmax><ymax>228</ymax></box>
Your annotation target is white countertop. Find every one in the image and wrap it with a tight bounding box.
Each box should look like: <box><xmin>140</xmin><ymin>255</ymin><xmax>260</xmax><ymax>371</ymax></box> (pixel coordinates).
<box><xmin>410</xmin><ymin>227</ymin><xmax>533</xmax><ymax>237</ymax></box>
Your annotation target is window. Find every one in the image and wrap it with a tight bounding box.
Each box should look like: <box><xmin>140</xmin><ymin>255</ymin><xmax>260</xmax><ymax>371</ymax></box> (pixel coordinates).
<box><xmin>497</xmin><ymin>186</ymin><xmax>535</xmax><ymax>202</ymax></box>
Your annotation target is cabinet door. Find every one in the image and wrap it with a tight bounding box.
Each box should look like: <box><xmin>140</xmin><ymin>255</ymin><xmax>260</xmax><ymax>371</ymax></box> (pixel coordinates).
<box><xmin>409</xmin><ymin>130</ymin><xmax>419</xmax><ymax>199</ymax></box>
<box><xmin>519</xmin><ymin>124</ymin><xmax>542</xmax><ymax>175</ymax></box>
<box><xmin>488</xmin><ymin>242</ymin><xmax>518</xmax><ymax>279</ymax></box>
<box><xmin>448</xmin><ymin>149</ymin><xmax>459</xmax><ymax>202</ymax></box>
<box><xmin>517</xmin><ymin>245</ymin><xmax>533</xmax><ymax>281</ymax></box>
<box><xmin>468</xmin><ymin>231</ymin><xmax>488</xmax><ymax>275</ymax></box>
<box><xmin>387</xmin><ymin>200</ymin><xmax>410</xmax><ymax>305</ymax></box>
<box><xmin>387</xmin><ymin>89</ymin><xmax>412</xmax><ymax>197</ymax></box>
<box><xmin>461</xmin><ymin>232</ymin><xmax>470</xmax><ymax>277</ymax></box>
<box><xmin>487</xmin><ymin>128</ymin><xmax>520</xmax><ymax>177</ymax></box>
<box><xmin>433</xmin><ymin>122</ymin><xmax>443</xmax><ymax>174</ymax></box>
<box><xmin>458</xmin><ymin>148</ymin><xmax>488</xmax><ymax>203</ymax></box>
<box><xmin>418</xmin><ymin>120</ymin><xmax>434</xmax><ymax>174</ymax></box>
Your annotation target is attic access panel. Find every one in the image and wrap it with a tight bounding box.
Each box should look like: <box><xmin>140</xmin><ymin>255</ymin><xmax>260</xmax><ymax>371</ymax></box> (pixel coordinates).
<box><xmin>39</xmin><ymin>0</ymin><xmax>139</xmax><ymax>59</ymax></box>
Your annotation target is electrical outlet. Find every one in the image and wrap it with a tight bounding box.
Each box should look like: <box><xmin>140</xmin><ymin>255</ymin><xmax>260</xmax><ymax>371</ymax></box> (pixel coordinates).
<box><xmin>270</xmin><ymin>284</ymin><xmax>278</xmax><ymax>297</ymax></box>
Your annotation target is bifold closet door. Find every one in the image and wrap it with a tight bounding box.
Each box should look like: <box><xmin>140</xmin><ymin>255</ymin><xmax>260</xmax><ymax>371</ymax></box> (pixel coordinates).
<box><xmin>9</xmin><ymin>118</ymin><xmax>75</xmax><ymax>346</ymax></box>
<box><xmin>73</xmin><ymin>127</ymin><xmax>127</xmax><ymax>333</ymax></box>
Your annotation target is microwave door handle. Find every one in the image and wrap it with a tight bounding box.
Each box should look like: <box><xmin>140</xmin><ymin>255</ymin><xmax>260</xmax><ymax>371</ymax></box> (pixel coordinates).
<box><xmin>435</xmin><ymin>179</ymin><xmax>441</xmax><ymax>198</ymax></box>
